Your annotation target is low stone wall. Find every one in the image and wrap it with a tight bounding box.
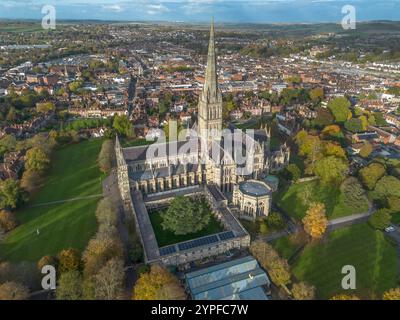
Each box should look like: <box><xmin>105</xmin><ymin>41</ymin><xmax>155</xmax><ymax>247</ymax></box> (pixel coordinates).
<box><xmin>126</xmin><ymin>185</ymin><xmax>250</xmax><ymax>267</ymax></box>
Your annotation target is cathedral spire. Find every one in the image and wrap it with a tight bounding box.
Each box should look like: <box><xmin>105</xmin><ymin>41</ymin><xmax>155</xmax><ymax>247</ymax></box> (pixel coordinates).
<box><xmin>197</xmin><ymin>18</ymin><xmax>223</xmax><ymax>144</ymax></box>
<box><xmin>202</xmin><ymin>17</ymin><xmax>220</xmax><ymax>104</ymax></box>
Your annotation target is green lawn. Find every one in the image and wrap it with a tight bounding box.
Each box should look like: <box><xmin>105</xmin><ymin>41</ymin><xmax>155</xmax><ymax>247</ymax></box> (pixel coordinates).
<box><xmin>0</xmin><ymin>139</ymin><xmax>104</xmax><ymax>262</ymax></box>
<box><xmin>121</xmin><ymin>138</ymin><xmax>154</xmax><ymax>148</ymax></box>
<box><xmin>277</xmin><ymin>180</ymin><xmax>369</xmax><ymax>221</ymax></box>
<box><xmin>271</xmin><ymin>236</ymin><xmax>302</xmax><ymax>261</ymax></box>
<box><xmin>149</xmin><ymin>210</ymin><xmax>224</xmax><ymax>247</ymax></box>
<box><xmin>292</xmin><ymin>223</ymin><xmax>399</xmax><ymax>299</ymax></box>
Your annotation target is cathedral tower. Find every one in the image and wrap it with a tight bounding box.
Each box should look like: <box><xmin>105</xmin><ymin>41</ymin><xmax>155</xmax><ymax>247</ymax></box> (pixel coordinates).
<box><xmin>198</xmin><ymin>18</ymin><xmax>223</xmax><ymax>144</ymax></box>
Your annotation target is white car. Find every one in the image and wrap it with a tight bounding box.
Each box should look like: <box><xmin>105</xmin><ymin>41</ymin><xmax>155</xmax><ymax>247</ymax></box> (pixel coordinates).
<box><xmin>385</xmin><ymin>226</ymin><xmax>396</xmax><ymax>233</ymax></box>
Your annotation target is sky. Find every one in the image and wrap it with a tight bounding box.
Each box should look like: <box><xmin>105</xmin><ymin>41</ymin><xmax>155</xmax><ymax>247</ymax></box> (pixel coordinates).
<box><xmin>0</xmin><ymin>0</ymin><xmax>399</xmax><ymax>23</ymax></box>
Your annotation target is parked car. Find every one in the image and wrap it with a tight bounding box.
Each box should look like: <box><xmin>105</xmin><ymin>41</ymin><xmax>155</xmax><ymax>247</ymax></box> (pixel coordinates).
<box><xmin>385</xmin><ymin>226</ymin><xmax>396</xmax><ymax>233</ymax></box>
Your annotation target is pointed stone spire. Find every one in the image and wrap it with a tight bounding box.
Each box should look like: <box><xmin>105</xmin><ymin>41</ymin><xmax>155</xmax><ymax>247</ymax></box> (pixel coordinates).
<box><xmin>201</xmin><ymin>17</ymin><xmax>221</xmax><ymax>104</ymax></box>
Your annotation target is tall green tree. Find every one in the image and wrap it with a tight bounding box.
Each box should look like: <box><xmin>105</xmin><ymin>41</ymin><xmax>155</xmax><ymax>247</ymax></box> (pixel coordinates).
<box><xmin>314</xmin><ymin>156</ymin><xmax>348</xmax><ymax>185</ymax></box>
<box><xmin>368</xmin><ymin>209</ymin><xmax>391</xmax><ymax>230</ymax></box>
<box><xmin>162</xmin><ymin>196</ymin><xmax>211</xmax><ymax>235</ymax></box>
<box><xmin>344</xmin><ymin>118</ymin><xmax>363</xmax><ymax>133</ymax></box>
<box><xmin>98</xmin><ymin>140</ymin><xmax>114</xmax><ymax>174</ymax></box>
<box><xmin>0</xmin><ymin>179</ymin><xmax>24</xmax><ymax>210</ymax></box>
<box><xmin>113</xmin><ymin>115</ymin><xmax>133</xmax><ymax>137</ymax></box>
<box><xmin>56</xmin><ymin>271</ymin><xmax>83</xmax><ymax>300</ymax></box>
<box><xmin>327</xmin><ymin>97</ymin><xmax>351</xmax><ymax>123</ymax></box>
<box><xmin>313</xmin><ymin>108</ymin><xmax>334</xmax><ymax>127</ymax></box>
<box><xmin>371</xmin><ymin>175</ymin><xmax>400</xmax><ymax>201</ymax></box>
<box><xmin>358</xmin><ymin>163</ymin><xmax>386</xmax><ymax>190</ymax></box>
<box><xmin>25</xmin><ymin>147</ymin><xmax>50</xmax><ymax>173</ymax></box>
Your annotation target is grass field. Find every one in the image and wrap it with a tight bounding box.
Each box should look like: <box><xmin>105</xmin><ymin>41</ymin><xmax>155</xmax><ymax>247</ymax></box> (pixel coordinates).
<box><xmin>292</xmin><ymin>223</ymin><xmax>399</xmax><ymax>299</ymax></box>
<box><xmin>0</xmin><ymin>24</ymin><xmax>46</xmax><ymax>33</ymax></box>
<box><xmin>271</xmin><ymin>236</ymin><xmax>302</xmax><ymax>261</ymax></box>
<box><xmin>149</xmin><ymin>210</ymin><xmax>224</xmax><ymax>247</ymax></box>
<box><xmin>277</xmin><ymin>180</ymin><xmax>369</xmax><ymax>221</ymax></box>
<box><xmin>121</xmin><ymin>137</ymin><xmax>154</xmax><ymax>148</ymax></box>
<box><xmin>0</xmin><ymin>139</ymin><xmax>104</xmax><ymax>262</ymax></box>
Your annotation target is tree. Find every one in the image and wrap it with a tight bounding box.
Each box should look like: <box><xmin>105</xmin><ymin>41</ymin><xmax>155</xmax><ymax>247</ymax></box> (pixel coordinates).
<box><xmin>321</xmin><ymin>124</ymin><xmax>341</xmax><ymax>138</ymax></box>
<box><xmin>68</xmin><ymin>80</ymin><xmax>84</xmax><ymax>93</ymax></box>
<box><xmin>0</xmin><ymin>134</ymin><xmax>16</xmax><ymax>155</ymax></box>
<box><xmin>295</xmin><ymin>131</ymin><xmax>323</xmax><ymax>173</ymax></box>
<box><xmin>344</xmin><ymin>118</ymin><xmax>363</xmax><ymax>133</ymax></box>
<box><xmin>36</xmin><ymin>102</ymin><xmax>55</xmax><ymax>113</ymax></box>
<box><xmin>309</xmin><ymin>87</ymin><xmax>324</xmax><ymax>102</ymax></box>
<box><xmin>21</xmin><ymin>170</ymin><xmax>44</xmax><ymax>194</ymax></box>
<box><xmin>340</xmin><ymin>177</ymin><xmax>368</xmax><ymax>212</ymax></box>
<box><xmin>133</xmin><ymin>264</ymin><xmax>186</xmax><ymax>300</ymax></box>
<box><xmin>98</xmin><ymin>140</ymin><xmax>114</xmax><ymax>174</ymax></box>
<box><xmin>327</xmin><ymin>97</ymin><xmax>351</xmax><ymax>123</ymax></box>
<box><xmin>359</xmin><ymin>141</ymin><xmax>373</xmax><ymax>158</ymax></box>
<box><xmin>373</xmin><ymin>112</ymin><xmax>387</xmax><ymax>126</ymax></box>
<box><xmin>358</xmin><ymin>163</ymin><xmax>386</xmax><ymax>190</ymax></box>
<box><xmin>330</xmin><ymin>294</ymin><xmax>360</xmax><ymax>300</ymax></box>
<box><xmin>0</xmin><ymin>179</ymin><xmax>24</xmax><ymax>210</ymax></box>
<box><xmin>95</xmin><ymin>198</ymin><xmax>117</xmax><ymax>227</ymax></box>
<box><xmin>259</xmin><ymin>222</ymin><xmax>269</xmax><ymax>235</ymax></box>
<box><xmin>296</xmin><ymin>132</ymin><xmax>322</xmax><ymax>158</ymax></box>
<box><xmin>83</xmin><ymin>237</ymin><xmax>124</xmax><ymax>277</ymax></box>
<box><xmin>24</xmin><ymin>132</ymin><xmax>56</xmax><ymax>154</ymax></box>
<box><xmin>266</xmin><ymin>212</ymin><xmax>286</xmax><ymax>230</ymax></box>
<box><xmin>387</xmin><ymin>196</ymin><xmax>400</xmax><ymax>214</ymax></box>
<box><xmin>113</xmin><ymin>115</ymin><xmax>133</xmax><ymax>137</ymax></box>
<box><xmin>25</xmin><ymin>147</ymin><xmax>50</xmax><ymax>173</ymax></box>
<box><xmin>286</xmin><ymin>164</ymin><xmax>301</xmax><ymax>181</ymax></box>
<box><xmin>368</xmin><ymin>209</ymin><xmax>391</xmax><ymax>230</ymax></box>
<box><xmin>0</xmin><ymin>209</ymin><xmax>18</xmax><ymax>232</ymax></box>
<box><xmin>302</xmin><ymin>202</ymin><xmax>328</xmax><ymax>240</ymax></box>
<box><xmin>6</xmin><ymin>107</ymin><xmax>17</xmax><ymax>122</ymax></box>
<box><xmin>94</xmin><ymin>258</ymin><xmax>125</xmax><ymax>300</ymax></box>
<box><xmin>37</xmin><ymin>255</ymin><xmax>58</xmax><ymax>272</ymax></box>
<box><xmin>313</xmin><ymin>108</ymin><xmax>334</xmax><ymax>127</ymax></box>
<box><xmin>161</xmin><ymin>197</ymin><xmax>211</xmax><ymax>235</ymax></box>
<box><xmin>359</xmin><ymin>115</ymin><xmax>369</xmax><ymax>131</ymax></box>
<box><xmin>0</xmin><ymin>224</ymin><xmax>5</xmax><ymax>241</ymax></box>
<box><xmin>314</xmin><ymin>156</ymin><xmax>348</xmax><ymax>186</ymax></box>
<box><xmin>0</xmin><ymin>261</ymin><xmax>37</xmax><ymax>288</ymax></box>
<box><xmin>291</xmin><ymin>282</ymin><xmax>316</xmax><ymax>300</ymax></box>
<box><xmin>249</xmin><ymin>241</ymin><xmax>291</xmax><ymax>287</ymax></box>
<box><xmin>299</xmin><ymin>183</ymin><xmax>313</xmax><ymax>206</ymax></box>
<box><xmin>323</xmin><ymin>142</ymin><xmax>346</xmax><ymax>158</ymax></box>
<box><xmin>0</xmin><ymin>281</ymin><xmax>29</xmax><ymax>300</ymax></box>
<box><xmin>382</xmin><ymin>288</ymin><xmax>400</xmax><ymax>300</ymax></box>
<box><xmin>371</xmin><ymin>175</ymin><xmax>400</xmax><ymax>201</ymax></box>
<box><xmin>58</xmin><ymin>248</ymin><xmax>81</xmax><ymax>274</ymax></box>
<box><xmin>56</xmin><ymin>271</ymin><xmax>83</xmax><ymax>300</ymax></box>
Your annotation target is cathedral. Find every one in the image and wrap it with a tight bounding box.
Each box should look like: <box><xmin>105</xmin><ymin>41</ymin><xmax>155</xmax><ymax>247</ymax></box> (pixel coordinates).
<box><xmin>116</xmin><ymin>20</ymin><xmax>290</xmax><ymax>221</ymax></box>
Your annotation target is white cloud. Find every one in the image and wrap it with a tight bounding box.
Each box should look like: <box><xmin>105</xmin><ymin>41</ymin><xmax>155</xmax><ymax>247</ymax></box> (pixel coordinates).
<box><xmin>146</xmin><ymin>3</ymin><xmax>170</xmax><ymax>15</ymax></box>
<box><xmin>102</xmin><ymin>4</ymin><xmax>124</xmax><ymax>12</ymax></box>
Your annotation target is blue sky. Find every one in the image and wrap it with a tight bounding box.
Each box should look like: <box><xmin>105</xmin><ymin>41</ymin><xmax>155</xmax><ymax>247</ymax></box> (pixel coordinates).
<box><xmin>0</xmin><ymin>0</ymin><xmax>399</xmax><ymax>23</ymax></box>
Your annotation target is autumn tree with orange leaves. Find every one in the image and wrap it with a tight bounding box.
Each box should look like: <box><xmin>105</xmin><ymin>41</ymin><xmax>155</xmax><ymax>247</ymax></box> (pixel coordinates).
<box><xmin>133</xmin><ymin>264</ymin><xmax>186</xmax><ymax>300</ymax></box>
<box><xmin>302</xmin><ymin>202</ymin><xmax>328</xmax><ymax>240</ymax></box>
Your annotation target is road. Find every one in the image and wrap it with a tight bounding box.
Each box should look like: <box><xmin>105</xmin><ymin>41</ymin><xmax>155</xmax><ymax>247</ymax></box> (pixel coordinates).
<box><xmin>259</xmin><ymin>204</ymin><xmax>376</xmax><ymax>243</ymax></box>
<box><xmin>127</xmin><ymin>75</ymin><xmax>137</xmax><ymax>117</ymax></box>
<box><xmin>327</xmin><ymin>205</ymin><xmax>376</xmax><ymax>231</ymax></box>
